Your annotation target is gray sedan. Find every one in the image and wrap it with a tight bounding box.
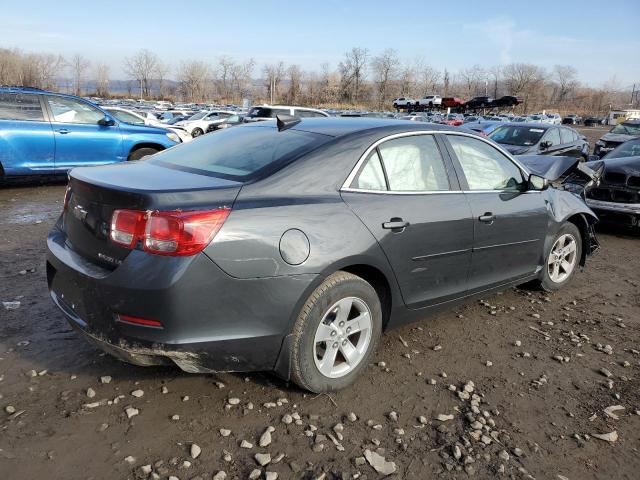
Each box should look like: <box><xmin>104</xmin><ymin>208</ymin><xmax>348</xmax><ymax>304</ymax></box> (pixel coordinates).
<box><xmin>47</xmin><ymin>117</ymin><xmax>599</xmax><ymax>392</ymax></box>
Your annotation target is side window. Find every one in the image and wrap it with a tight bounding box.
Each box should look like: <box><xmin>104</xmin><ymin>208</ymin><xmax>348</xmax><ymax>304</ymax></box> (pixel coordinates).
<box><xmin>296</xmin><ymin>110</ymin><xmax>325</xmax><ymax>118</ymax></box>
<box><xmin>378</xmin><ymin>135</ymin><xmax>450</xmax><ymax>191</ymax></box>
<box><xmin>0</xmin><ymin>93</ymin><xmax>44</xmax><ymax>121</ymax></box>
<box><xmin>572</xmin><ymin>130</ymin><xmax>580</xmax><ymax>142</ymax></box>
<box><xmin>46</xmin><ymin>96</ymin><xmax>104</xmax><ymax>124</ymax></box>
<box><xmin>447</xmin><ymin>135</ymin><xmax>524</xmax><ymax>191</ymax></box>
<box><xmin>352</xmin><ymin>150</ymin><xmax>386</xmax><ymax>191</ymax></box>
<box><xmin>543</xmin><ymin>128</ymin><xmax>561</xmax><ymax>147</ymax></box>
<box><xmin>559</xmin><ymin>128</ymin><xmax>573</xmax><ymax>144</ymax></box>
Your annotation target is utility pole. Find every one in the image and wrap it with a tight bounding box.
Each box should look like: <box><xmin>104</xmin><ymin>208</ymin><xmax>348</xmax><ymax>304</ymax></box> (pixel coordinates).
<box><xmin>140</xmin><ymin>78</ymin><xmax>143</xmax><ymax>101</ymax></box>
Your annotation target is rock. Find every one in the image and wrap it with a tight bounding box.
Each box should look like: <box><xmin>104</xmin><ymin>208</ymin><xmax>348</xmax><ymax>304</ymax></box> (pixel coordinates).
<box><xmin>377</xmin><ymin>361</ymin><xmax>386</xmax><ymax>367</ymax></box>
<box><xmin>486</xmin><ymin>361</ymin><xmax>493</xmax><ymax>367</ymax></box>
<box><xmin>141</xmin><ymin>465</ymin><xmax>152</xmax><ymax>475</ymax></box>
<box><xmin>171</xmin><ymin>414</ymin><xmax>180</xmax><ymax>421</ymax></box>
<box><xmin>220</xmin><ymin>428</ymin><xmax>231</xmax><ymax>437</ymax></box>
<box><xmin>364</xmin><ymin>449</ymin><xmax>397</xmax><ymax>476</ymax></box>
<box><xmin>100</xmin><ymin>376</ymin><xmax>112</xmax><ymax>384</ymax></box>
<box><xmin>514</xmin><ymin>340</ymin><xmax>522</xmax><ymax>347</ymax></box>
<box><xmin>259</xmin><ymin>426</ymin><xmax>275</xmax><ymax>447</ymax></box>
<box><xmin>592</xmin><ymin>431</ymin><xmax>618</xmax><ymax>442</ymax></box>
<box><xmin>249</xmin><ymin>469</ymin><xmax>261</xmax><ymax>480</ymax></box>
<box><xmin>599</xmin><ymin>367</ymin><xmax>613</xmax><ymax>378</ymax></box>
<box><xmin>255</xmin><ymin>453</ymin><xmax>271</xmax><ymax>466</ymax></box>
<box><xmin>347</xmin><ymin>412</ymin><xmax>358</xmax><ymax>422</ymax></box>
<box><xmin>452</xmin><ymin>445</ymin><xmax>462</xmax><ymax>460</ymax></box>
<box><xmin>228</xmin><ymin>397</ymin><xmax>240</xmax><ymax>405</ymax></box>
<box><xmin>282</xmin><ymin>413</ymin><xmax>293</xmax><ymax>424</ymax></box>
<box><xmin>436</xmin><ymin>414</ymin><xmax>454</xmax><ymax>421</ymax></box>
<box><xmin>5</xmin><ymin>405</ymin><xmax>16</xmax><ymax>414</ymax></box>
<box><xmin>498</xmin><ymin>450</ymin><xmax>509</xmax><ymax>462</ymax></box>
<box><xmin>2</xmin><ymin>301</ymin><xmax>21</xmax><ymax>310</ymax></box>
<box><xmin>433</xmin><ymin>345</ymin><xmax>442</xmax><ymax>351</ymax></box>
<box><xmin>161</xmin><ymin>386</ymin><xmax>169</xmax><ymax>394</ymax></box>
<box><xmin>388</xmin><ymin>411</ymin><xmax>398</xmax><ymax>421</ymax></box>
<box><xmin>241</xmin><ymin>440</ymin><xmax>253</xmax><ymax>449</ymax></box>
<box><xmin>604</xmin><ymin>405</ymin><xmax>625</xmax><ymax>420</ymax></box>
<box><xmin>86</xmin><ymin>388</ymin><xmax>96</xmax><ymax>398</ymax></box>
<box><xmin>190</xmin><ymin>443</ymin><xmax>202</xmax><ymax>459</ymax></box>
<box><xmin>125</xmin><ymin>407</ymin><xmax>139</xmax><ymax>419</ymax></box>
<box><xmin>512</xmin><ymin>448</ymin><xmax>524</xmax><ymax>457</ymax></box>
<box><xmin>265</xmin><ymin>472</ymin><xmax>278</xmax><ymax>480</ymax></box>
<box><xmin>354</xmin><ymin>456</ymin><xmax>366</xmax><ymax>466</ymax></box>
<box><xmin>418</xmin><ymin>415</ymin><xmax>428</xmax><ymax>424</ymax></box>
<box><xmin>212</xmin><ymin>471</ymin><xmax>226</xmax><ymax>480</ymax></box>
<box><xmin>124</xmin><ymin>455</ymin><xmax>136</xmax><ymax>464</ymax></box>
<box><xmin>182</xmin><ymin>396</ymin><xmax>189</xmax><ymax>401</ymax></box>
<box><xmin>131</xmin><ymin>389</ymin><xmax>144</xmax><ymax>398</ymax></box>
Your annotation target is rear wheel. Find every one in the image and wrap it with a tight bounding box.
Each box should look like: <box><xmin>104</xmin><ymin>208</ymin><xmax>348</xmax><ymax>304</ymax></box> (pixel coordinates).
<box><xmin>191</xmin><ymin>127</ymin><xmax>204</xmax><ymax>137</ymax></box>
<box><xmin>128</xmin><ymin>147</ymin><xmax>160</xmax><ymax>161</ymax></box>
<box><xmin>537</xmin><ymin>223</ymin><xmax>582</xmax><ymax>291</ymax></box>
<box><xmin>290</xmin><ymin>271</ymin><xmax>382</xmax><ymax>393</ymax></box>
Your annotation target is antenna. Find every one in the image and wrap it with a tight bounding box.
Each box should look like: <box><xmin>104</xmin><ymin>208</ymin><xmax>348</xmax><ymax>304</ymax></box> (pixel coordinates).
<box><xmin>276</xmin><ymin>114</ymin><xmax>301</xmax><ymax>131</ymax></box>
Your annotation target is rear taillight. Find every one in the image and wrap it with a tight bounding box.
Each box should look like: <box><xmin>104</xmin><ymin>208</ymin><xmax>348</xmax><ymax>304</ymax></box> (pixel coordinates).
<box><xmin>110</xmin><ymin>209</ymin><xmax>147</xmax><ymax>248</ymax></box>
<box><xmin>109</xmin><ymin>208</ymin><xmax>230</xmax><ymax>256</ymax></box>
<box><xmin>116</xmin><ymin>314</ymin><xmax>162</xmax><ymax>328</ymax></box>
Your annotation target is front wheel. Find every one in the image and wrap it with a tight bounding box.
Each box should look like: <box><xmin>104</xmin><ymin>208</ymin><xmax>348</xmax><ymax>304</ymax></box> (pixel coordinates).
<box><xmin>537</xmin><ymin>223</ymin><xmax>582</xmax><ymax>291</ymax></box>
<box><xmin>191</xmin><ymin>127</ymin><xmax>204</xmax><ymax>137</ymax></box>
<box><xmin>128</xmin><ymin>147</ymin><xmax>160</xmax><ymax>161</ymax></box>
<box><xmin>290</xmin><ymin>271</ymin><xmax>382</xmax><ymax>393</ymax></box>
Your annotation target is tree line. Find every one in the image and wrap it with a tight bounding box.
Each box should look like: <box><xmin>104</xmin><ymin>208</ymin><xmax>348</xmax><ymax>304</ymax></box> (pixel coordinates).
<box><xmin>0</xmin><ymin>46</ymin><xmax>633</xmax><ymax>115</ymax></box>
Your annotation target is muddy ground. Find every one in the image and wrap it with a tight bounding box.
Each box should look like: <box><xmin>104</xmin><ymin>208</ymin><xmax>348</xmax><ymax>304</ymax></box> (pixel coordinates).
<box><xmin>1</xmin><ymin>126</ymin><xmax>639</xmax><ymax>480</ymax></box>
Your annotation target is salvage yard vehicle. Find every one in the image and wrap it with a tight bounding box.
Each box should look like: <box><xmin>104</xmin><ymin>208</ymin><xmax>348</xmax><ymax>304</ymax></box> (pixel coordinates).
<box><xmin>392</xmin><ymin>97</ymin><xmax>415</xmax><ymax>108</ymax></box>
<box><xmin>103</xmin><ymin>107</ymin><xmax>192</xmax><ymax>143</ymax></box>
<box><xmin>442</xmin><ymin>97</ymin><xmax>464</xmax><ymax>109</ymax></box>
<box><xmin>416</xmin><ymin>95</ymin><xmax>442</xmax><ymax>108</ymax></box>
<box><xmin>245</xmin><ymin>105</ymin><xmax>330</xmax><ymax>121</ymax></box>
<box><xmin>585</xmin><ymin>139</ymin><xmax>640</xmax><ymax>228</ymax></box>
<box><xmin>465</xmin><ymin>96</ymin><xmax>494</xmax><ymax>109</ymax></box>
<box><xmin>0</xmin><ymin>87</ymin><xmax>179</xmax><ymax>178</ymax></box>
<box><xmin>47</xmin><ymin>117</ymin><xmax>600</xmax><ymax>393</ymax></box>
<box><xmin>489</xmin><ymin>124</ymin><xmax>589</xmax><ymax>159</ymax></box>
<box><xmin>176</xmin><ymin>110</ymin><xmax>236</xmax><ymax>137</ymax></box>
<box><xmin>593</xmin><ymin>119</ymin><xmax>640</xmax><ymax>159</ymax></box>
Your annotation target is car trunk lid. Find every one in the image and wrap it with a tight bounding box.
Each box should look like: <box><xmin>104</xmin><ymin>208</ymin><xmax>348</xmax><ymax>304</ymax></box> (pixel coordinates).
<box><xmin>63</xmin><ymin>161</ymin><xmax>242</xmax><ymax>269</ymax></box>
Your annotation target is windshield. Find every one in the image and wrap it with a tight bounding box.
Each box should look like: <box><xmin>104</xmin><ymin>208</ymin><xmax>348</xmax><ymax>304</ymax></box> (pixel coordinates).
<box><xmin>605</xmin><ymin>138</ymin><xmax>640</xmax><ymax>159</ymax></box>
<box><xmin>186</xmin><ymin>111</ymin><xmax>207</xmax><ymax>120</ymax></box>
<box><xmin>489</xmin><ymin>126</ymin><xmax>546</xmax><ymax>146</ymax></box>
<box><xmin>107</xmin><ymin>109</ymin><xmax>144</xmax><ymax>125</ymax></box>
<box><xmin>610</xmin><ymin>122</ymin><xmax>640</xmax><ymax>135</ymax></box>
<box><xmin>150</xmin><ymin>124</ymin><xmax>331</xmax><ymax>181</ymax></box>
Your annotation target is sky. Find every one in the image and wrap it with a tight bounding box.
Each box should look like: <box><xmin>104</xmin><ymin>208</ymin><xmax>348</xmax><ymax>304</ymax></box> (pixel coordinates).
<box><xmin>1</xmin><ymin>0</ymin><xmax>639</xmax><ymax>87</ymax></box>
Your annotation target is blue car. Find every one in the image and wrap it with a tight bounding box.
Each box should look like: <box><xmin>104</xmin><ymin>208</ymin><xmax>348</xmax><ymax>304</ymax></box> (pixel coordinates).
<box><xmin>0</xmin><ymin>87</ymin><xmax>180</xmax><ymax>178</ymax></box>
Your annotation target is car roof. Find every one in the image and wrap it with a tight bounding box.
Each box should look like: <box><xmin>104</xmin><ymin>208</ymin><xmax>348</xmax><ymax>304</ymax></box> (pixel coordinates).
<box><xmin>249</xmin><ymin>117</ymin><xmax>461</xmax><ymax>138</ymax></box>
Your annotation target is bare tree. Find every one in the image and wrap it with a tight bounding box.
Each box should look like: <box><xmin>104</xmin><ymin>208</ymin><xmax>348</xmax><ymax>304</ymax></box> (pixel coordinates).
<box><xmin>217</xmin><ymin>55</ymin><xmax>235</xmax><ymax>100</ymax></box>
<box><xmin>155</xmin><ymin>60</ymin><xmax>171</xmax><ymax>100</ymax></box>
<box><xmin>177</xmin><ymin>60</ymin><xmax>211</xmax><ymax>102</ymax></box>
<box><xmin>124</xmin><ymin>49</ymin><xmax>159</xmax><ymax>98</ymax></box>
<box><xmin>285</xmin><ymin>64</ymin><xmax>302</xmax><ymax>104</ymax></box>
<box><xmin>95</xmin><ymin>62</ymin><xmax>110</xmax><ymax>97</ymax></box>
<box><xmin>398</xmin><ymin>64</ymin><xmax>416</xmax><ymax>97</ymax></box>
<box><xmin>458</xmin><ymin>65</ymin><xmax>486</xmax><ymax>99</ymax></box>
<box><xmin>414</xmin><ymin>57</ymin><xmax>441</xmax><ymax>96</ymax></box>
<box><xmin>263</xmin><ymin>62</ymin><xmax>285</xmax><ymax>104</ymax></box>
<box><xmin>553</xmin><ymin>65</ymin><xmax>578</xmax><ymax>104</ymax></box>
<box><xmin>69</xmin><ymin>54</ymin><xmax>90</xmax><ymax>96</ymax></box>
<box><xmin>503</xmin><ymin>63</ymin><xmax>545</xmax><ymax>112</ymax></box>
<box><xmin>338</xmin><ymin>47</ymin><xmax>368</xmax><ymax>103</ymax></box>
<box><xmin>229</xmin><ymin>58</ymin><xmax>255</xmax><ymax>102</ymax></box>
<box><xmin>0</xmin><ymin>48</ymin><xmax>23</xmax><ymax>85</ymax></box>
<box><xmin>487</xmin><ymin>65</ymin><xmax>502</xmax><ymax>99</ymax></box>
<box><xmin>371</xmin><ymin>49</ymin><xmax>399</xmax><ymax>109</ymax></box>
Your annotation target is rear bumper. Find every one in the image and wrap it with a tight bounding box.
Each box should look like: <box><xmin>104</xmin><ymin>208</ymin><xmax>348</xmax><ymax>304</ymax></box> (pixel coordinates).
<box><xmin>46</xmin><ymin>226</ymin><xmax>316</xmax><ymax>373</ymax></box>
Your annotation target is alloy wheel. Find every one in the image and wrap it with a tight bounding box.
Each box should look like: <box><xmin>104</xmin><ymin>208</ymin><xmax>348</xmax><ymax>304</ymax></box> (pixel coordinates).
<box><xmin>313</xmin><ymin>297</ymin><xmax>372</xmax><ymax>379</ymax></box>
<box><xmin>548</xmin><ymin>234</ymin><xmax>578</xmax><ymax>283</ymax></box>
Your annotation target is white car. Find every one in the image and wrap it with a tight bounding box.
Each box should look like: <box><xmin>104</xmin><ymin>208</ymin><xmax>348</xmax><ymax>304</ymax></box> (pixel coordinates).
<box><xmin>392</xmin><ymin>97</ymin><xmax>415</xmax><ymax>108</ymax></box>
<box><xmin>176</xmin><ymin>111</ymin><xmax>237</xmax><ymax>137</ymax></box>
<box><xmin>245</xmin><ymin>105</ymin><xmax>330</xmax><ymax>121</ymax></box>
<box><xmin>416</xmin><ymin>95</ymin><xmax>442</xmax><ymax>107</ymax></box>
<box><xmin>546</xmin><ymin>113</ymin><xmax>562</xmax><ymax>125</ymax></box>
<box><xmin>103</xmin><ymin>107</ymin><xmax>192</xmax><ymax>143</ymax></box>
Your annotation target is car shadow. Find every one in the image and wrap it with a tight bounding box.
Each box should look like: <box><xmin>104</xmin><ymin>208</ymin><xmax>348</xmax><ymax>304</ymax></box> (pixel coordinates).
<box><xmin>0</xmin><ymin>175</ymin><xmax>67</xmax><ymax>189</ymax></box>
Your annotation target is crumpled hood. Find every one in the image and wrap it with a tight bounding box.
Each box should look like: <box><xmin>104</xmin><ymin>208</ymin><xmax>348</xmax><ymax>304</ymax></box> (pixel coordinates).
<box><xmin>588</xmin><ymin>156</ymin><xmax>640</xmax><ymax>176</ymax></box>
<box><xmin>598</xmin><ymin>132</ymin><xmax>638</xmax><ymax>144</ymax></box>
<box><xmin>518</xmin><ymin>155</ymin><xmax>601</xmax><ymax>183</ymax></box>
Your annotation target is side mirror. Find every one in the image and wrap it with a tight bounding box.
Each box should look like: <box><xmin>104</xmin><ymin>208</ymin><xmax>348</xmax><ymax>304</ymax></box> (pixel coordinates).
<box><xmin>539</xmin><ymin>141</ymin><xmax>551</xmax><ymax>150</ymax></box>
<box><xmin>98</xmin><ymin>116</ymin><xmax>115</xmax><ymax>127</ymax></box>
<box><xmin>528</xmin><ymin>174</ymin><xmax>549</xmax><ymax>191</ymax></box>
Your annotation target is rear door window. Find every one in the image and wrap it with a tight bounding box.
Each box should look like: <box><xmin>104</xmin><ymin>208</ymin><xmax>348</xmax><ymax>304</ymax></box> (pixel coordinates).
<box><xmin>559</xmin><ymin>128</ymin><xmax>573</xmax><ymax>144</ymax></box>
<box><xmin>542</xmin><ymin>128</ymin><xmax>561</xmax><ymax>147</ymax></box>
<box><xmin>0</xmin><ymin>93</ymin><xmax>44</xmax><ymax>121</ymax></box>
<box><xmin>46</xmin><ymin>96</ymin><xmax>104</xmax><ymax>124</ymax></box>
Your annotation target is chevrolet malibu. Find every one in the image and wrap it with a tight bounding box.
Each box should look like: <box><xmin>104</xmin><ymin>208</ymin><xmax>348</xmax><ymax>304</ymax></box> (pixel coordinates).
<box><xmin>47</xmin><ymin>118</ymin><xmax>599</xmax><ymax>392</ymax></box>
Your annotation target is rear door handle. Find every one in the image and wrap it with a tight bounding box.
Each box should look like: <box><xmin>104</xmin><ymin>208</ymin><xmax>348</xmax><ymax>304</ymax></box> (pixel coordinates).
<box><xmin>382</xmin><ymin>218</ymin><xmax>410</xmax><ymax>231</ymax></box>
<box><xmin>478</xmin><ymin>212</ymin><xmax>496</xmax><ymax>224</ymax></box>
<box><xmin>56</xmin><ymin>129</ymin><xmax>70</xmax><ymax>134</ymax></box>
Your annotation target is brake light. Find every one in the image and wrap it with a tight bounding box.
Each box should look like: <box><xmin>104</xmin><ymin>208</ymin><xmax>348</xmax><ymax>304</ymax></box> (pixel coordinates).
<box><xmin>109</xmin><ymin>208</ymin><xmax>230</xmax><ymax>256</ymax></box>
<box><xmin>144</xmin><ymin>209</ymin><xmax>230</xmax><ymax>256</ymax></box>
<box><xmin>110</xmin><ymin>209</ymin><xmax>147</xmax><ymax>248</ymax></box>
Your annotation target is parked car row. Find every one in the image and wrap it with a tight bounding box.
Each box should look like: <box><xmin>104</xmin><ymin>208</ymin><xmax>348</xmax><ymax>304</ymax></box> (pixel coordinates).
<box><xmin>393</xmin><ymin>95</ymin><xmax>521</xmax><ymax>111</ymax></box>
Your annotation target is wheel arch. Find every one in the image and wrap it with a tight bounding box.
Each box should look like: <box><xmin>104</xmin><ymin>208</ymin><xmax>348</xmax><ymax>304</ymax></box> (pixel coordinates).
<box><xmin>564</xmin><ymin>212</ymin><xmax>596</xmax><ymax>267</ymax></box>
<box><xmin>127</xmin><ymin>142</ymin><xmax>166</xmax><ymax>159</ymax></box>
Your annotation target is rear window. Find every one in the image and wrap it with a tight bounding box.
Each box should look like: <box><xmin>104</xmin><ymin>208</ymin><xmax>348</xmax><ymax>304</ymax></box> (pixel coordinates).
<box><xmin>150</xmin><ymin>124</ymin><xmax>330</xmax><ymax>181</ymax></box>
<box><xmin>0</xmin><ymin>93</ymin><xmax>44</xmax><ymax>121</ymax></box>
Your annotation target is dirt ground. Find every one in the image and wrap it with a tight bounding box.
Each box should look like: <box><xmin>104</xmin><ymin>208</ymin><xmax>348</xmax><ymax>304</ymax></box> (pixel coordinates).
<box><xmin>1</xmin><ymin>125</ymin><xmax>639</xmax><ymax>480</ymax></box>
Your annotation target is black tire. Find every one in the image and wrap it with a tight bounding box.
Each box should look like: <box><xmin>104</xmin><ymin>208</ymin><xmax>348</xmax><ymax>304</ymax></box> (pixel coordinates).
<box><xmin>537</xmin><ymin>223</ymin><xmax>582</xmax><ymax>292</ymax></box>
<box><xmin>128</xmin><ymin>147</ymin><xmax>160</xmax><ymax>161</ymax></box>
<box><xmin>191</xmin><ymin>128</ymin><xmax>204</xmax><ymax>137</ymax></box>
<box><xmin>290</xmin><ymin>271</ymin><xmax>382</xmax><ymax>393</ymax></box>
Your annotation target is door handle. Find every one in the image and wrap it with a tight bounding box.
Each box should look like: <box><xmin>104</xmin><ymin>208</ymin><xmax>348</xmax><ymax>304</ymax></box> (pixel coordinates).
<box><xmin>478</xmin><ymin>212</ymin><xmax>496</xmax><ymax>224</ymax></box>
<box><xmin>382</xmin><ymin>218</ymin><xmax>410</xmax><ymax>231</ymax></box>
<box><xmin>56</xmin><ymin>129</ymin><xmax>70</xmax><ymax>134</ymax></box>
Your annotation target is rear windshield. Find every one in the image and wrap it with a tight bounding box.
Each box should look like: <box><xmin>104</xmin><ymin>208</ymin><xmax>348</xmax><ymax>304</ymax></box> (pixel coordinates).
<box><xmin>610</xmin><ymin>122</ymin><xmax>640</xmax><ymax>135</ymax></box>
<box><xmin>606</xmin><ymin>138</ymin><xmax>640</xmax><ymax>159</ymax></box>
<box><xmin>150</xmin><ymin>124</ymin><xmax>331</xmax><ymax>181</ymax></box>
<box><xmin>490</xmin><ymin>126</ymin><xmax>545</xmax><ymax>146</ymax></box>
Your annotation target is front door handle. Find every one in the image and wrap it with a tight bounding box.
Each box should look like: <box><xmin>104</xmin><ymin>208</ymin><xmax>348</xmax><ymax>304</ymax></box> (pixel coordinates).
<box><xmin>56</xmin><ymin>129</ymin><xmax>70</xmax><ymax>134</ymax></box>
<box><xmin>478</xmin><ymin>212</ymin><xmax>496</xmax><ymax>224</ymax></box>
<box><xmin>382</xmin><ymin>218</ymin><xmax>410</xmax><ymax>231</ymax></box>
